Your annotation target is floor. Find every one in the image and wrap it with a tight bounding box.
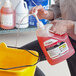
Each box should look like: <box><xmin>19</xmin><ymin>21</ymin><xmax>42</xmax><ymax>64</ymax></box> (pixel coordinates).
<box><xmin>0</xmin><ymin>31</ymin><xmax>71</xmax><ymax>76</ymax></box>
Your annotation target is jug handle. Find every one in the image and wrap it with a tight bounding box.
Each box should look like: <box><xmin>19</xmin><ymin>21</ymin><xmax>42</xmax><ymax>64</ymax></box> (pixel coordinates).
<box><xmin>24</xmin><ymin>1</ymin><xmax>27</xmax><ymax>8</ymax></box>
<box><xmin>45</xmin><ymin>24</ymin><xmax>54</xmax><ymax>35</ymax></box>
<box><xmin>46</xmin><ymin>24</ymin><xmax>66</xmax><ymax>36</ymax></box>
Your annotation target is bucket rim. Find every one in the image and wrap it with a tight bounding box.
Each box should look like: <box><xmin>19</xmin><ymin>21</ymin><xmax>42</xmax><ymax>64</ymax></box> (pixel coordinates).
<box><xmin>0</xmin><ymin>43</ymin><xmax>39</xmax><ymax>71</ymax></box>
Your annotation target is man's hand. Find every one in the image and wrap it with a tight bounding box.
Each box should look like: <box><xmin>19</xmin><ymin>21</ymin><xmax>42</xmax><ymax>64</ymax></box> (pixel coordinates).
<box><xmin>29</xmin><ymin>5</ymin><xmax>54</xmax><ymax>20</ymax></box>
<box><xmin>51</xmin><ymin>20</ymin><xmax>74</xmax><ymax>35</ymax></box>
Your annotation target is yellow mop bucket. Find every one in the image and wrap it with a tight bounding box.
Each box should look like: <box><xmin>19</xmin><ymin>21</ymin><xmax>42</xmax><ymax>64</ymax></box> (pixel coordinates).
<box><xmin>0</xmin><ymin>42</ymin><xmax>39</xmax><ymax>76</ymax></box>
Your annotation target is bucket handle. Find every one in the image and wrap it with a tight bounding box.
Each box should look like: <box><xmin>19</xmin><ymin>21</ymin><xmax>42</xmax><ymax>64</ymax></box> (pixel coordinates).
<box><xmin>0</xmin><ymin>48</ymin><xmax>40</xmax><ymax>70</ymax></box>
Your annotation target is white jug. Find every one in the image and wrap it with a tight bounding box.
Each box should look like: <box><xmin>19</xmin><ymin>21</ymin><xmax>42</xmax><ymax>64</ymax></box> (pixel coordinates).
<box><xmin>16</xmin><ymin>0</ymin><xmax>29</xmax><ymax>28</ymax></box>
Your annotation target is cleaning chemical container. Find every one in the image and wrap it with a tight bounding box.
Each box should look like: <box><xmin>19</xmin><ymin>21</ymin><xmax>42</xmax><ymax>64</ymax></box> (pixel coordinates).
<box><xmin>0</xmin><ymin>0</ymin><xmax>15</xmax><ymax>29</ymax></box>
<box><xmin>16</xmin><ymin>0</ymin><xmax>29</xmax><ymax>28</ymax></box>
<box><xmin>35</xmin><ymin>13</ymin><xmax>75</xmax><ymax>65</ymax></box>
<box><xmin>0</xmin><ymin>42</ymin><xmax>39</xmax><ymax>76</ymax></box>
<box><xmin>25</xmin><ymin>0</ymin><xmax>49</xmax><ymax>27</ymax></box>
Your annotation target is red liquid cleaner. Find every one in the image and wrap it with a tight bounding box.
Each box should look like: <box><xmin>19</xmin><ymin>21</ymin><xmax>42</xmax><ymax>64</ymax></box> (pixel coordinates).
<box><xmin>0</xmin><ymin>0</ymin><xmax>15</xmax><ymax>29</ymax></box>
<box><xmin>36</xmin><ymin>24</ymin><xmax>75</xmax><ymax>65</ymax></box>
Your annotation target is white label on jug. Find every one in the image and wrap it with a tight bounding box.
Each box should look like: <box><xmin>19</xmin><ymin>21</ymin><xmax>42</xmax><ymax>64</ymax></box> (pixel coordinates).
<box><xmin>44</xmin><ymin>39</ymin><xmax>58</xmax><ymax>46</ymax></box>
<box><xmin>1</xmin><ymin>14</ymin><xmax>13</xmax><ymax>26</ymax></box>
<box><xmin>44</xmin><ymin>40</ymin><xmax>69</xmax><ymax>59</ymax></box>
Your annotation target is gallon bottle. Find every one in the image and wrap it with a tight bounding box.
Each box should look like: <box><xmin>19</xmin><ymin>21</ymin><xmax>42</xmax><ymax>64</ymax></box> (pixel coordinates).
<box><xmin>36</xmin><ymin>23</ymin><xmax>75</xmax><ymax>65</ymax></box>
<box><xmin>0</xmin><ymin>0</ymin><xmax>15</xmax><ymax>29</ymax></box>
<box><xmin>16</xmin><ymin>0</ymin><xmax>29</xmax><ymax>28</ymax></box>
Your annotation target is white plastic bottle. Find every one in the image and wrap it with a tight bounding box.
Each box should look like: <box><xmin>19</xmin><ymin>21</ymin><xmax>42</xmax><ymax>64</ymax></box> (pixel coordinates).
<box><xmin>16</xmin><ymin>0</ymin><xmax>29</xmax><ymax>28</ymax></box>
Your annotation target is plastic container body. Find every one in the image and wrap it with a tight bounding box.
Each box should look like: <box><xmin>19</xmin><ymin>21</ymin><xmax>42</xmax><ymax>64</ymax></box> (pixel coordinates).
<box><xmin>16</xmin><ymin>0</ymin><xmax>29</xmax><ymax>28</ymax></box>
<box><xmin>0</xmin><ymin>0</ymin><xmax>15</xmax><ymax>29</ymax></box>
<box><xmin>0</xmin><ymin>43</ymin><xmax>39</xmax><ymax>76</ymax></box>
<box><xmin>25</xmin><ymin>0</ymin><xmax>49</xmax><ymax>27</ymax></box>
<box><xmin>36</xmin><ymin>25</ymin><xmax>75</xmax><ymax>65</ymax></box>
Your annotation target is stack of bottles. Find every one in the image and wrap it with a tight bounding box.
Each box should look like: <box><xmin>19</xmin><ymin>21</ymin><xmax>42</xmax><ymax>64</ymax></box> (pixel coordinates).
<box><xmin>0</xmin><ymin>0</ymin><xmax>29</xmax><ymax>30</ymax></box>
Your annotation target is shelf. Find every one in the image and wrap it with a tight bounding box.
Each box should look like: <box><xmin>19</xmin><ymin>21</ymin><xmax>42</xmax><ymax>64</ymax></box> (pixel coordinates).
<box><xmin>0</xmin><ymin>26</ymin><xmax>37</xmax><ymax>34</ymax></box>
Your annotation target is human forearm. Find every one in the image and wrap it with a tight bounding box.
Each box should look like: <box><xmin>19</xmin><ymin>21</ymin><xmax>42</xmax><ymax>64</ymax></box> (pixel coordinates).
<box><xmin>47</xmin><ymin>0</ymin><xmax>61</xmax><ymax>20</ymax></box>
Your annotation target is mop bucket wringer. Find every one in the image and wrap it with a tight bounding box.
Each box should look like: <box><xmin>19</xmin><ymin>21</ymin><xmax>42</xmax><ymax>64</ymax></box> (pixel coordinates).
<box><xmin>0</xmin><ymin>42</ymin><xmax>39</xmax><ymax>76</ymax></box>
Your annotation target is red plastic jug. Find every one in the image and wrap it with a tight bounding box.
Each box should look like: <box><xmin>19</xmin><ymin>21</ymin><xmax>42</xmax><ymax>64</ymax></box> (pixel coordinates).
<box><xmin>36</xmin><ymin>24</ymin><xmax>75</xmax><ymax>65</ymax></box>
<box><xmin>0</xmin><ymin>0</ymin><xmax>15</xmax><ymax>29</ymax></box>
